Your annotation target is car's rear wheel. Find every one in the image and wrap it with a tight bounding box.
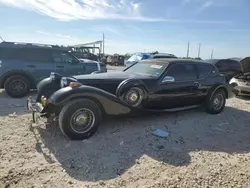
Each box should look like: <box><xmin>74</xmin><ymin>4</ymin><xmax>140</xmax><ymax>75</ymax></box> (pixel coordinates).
<box><xmin>58</xmin><ymin>99</ymin><xmax>102</xmax><ymax>140</ymax></box>
<box><xmin>4</xmin><ymin>75</ymin><xmax>31</xmax><ymax>98</ymax></box>
<box><xmin>205</xmin><ymin>89</ymin><xmax>226</xmax><ymax>114</ymax></box>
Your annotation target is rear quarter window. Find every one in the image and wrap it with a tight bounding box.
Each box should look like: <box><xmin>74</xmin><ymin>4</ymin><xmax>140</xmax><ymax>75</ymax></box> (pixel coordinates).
<box><xmin>197</xmin><ymin>64</ymin><xmax>211</xmax><ymax>79</ymax></box>
<box><xmin>0</xmin><ymin>48</ymin><xmax>52</xmax><ymax>63</ymax></box>
<box><xmin>0</xmin><ymin>48</ymin><xmax>18</xmax><ymax>59</ymax></box>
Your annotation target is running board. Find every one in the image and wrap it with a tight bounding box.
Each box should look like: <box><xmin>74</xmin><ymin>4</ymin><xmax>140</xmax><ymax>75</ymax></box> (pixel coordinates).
<box><xmin>145</xmin><ymin>105</ymin><xmax>201</xmax><ymax>113</ymax></box>
<box><xmin>163</xmin><ymin>105</ymin><xmax>201</xmax><ymax>112</ymax></box>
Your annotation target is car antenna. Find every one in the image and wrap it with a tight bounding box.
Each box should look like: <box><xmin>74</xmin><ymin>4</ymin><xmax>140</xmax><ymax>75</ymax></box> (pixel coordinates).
<box><xmin>0</xmin><ymin>36</ymin><xmax>5</xmax><ymax>42</ymax></box>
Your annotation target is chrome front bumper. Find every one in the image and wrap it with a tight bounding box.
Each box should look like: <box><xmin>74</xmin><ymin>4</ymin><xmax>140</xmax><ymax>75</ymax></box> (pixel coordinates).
<box><xmin>27</xmin><ymin>96</ymin><xmax>44</xmax><ymax>123</ymax></box>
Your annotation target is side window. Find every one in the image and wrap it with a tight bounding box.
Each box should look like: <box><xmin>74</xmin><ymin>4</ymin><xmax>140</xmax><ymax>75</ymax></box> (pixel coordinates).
<box><xmin>0</xmin><ymin>48</ymin><xmax>52</xmax><ymax>62</ymax></box>
<box><xmin>166</xmin><ymin>64</ymin><xmax>197</xmax><ymax>81</ymax></box>
<box><xmin>197</xmin><ymin>64</ymin><xmax>211</xmax><ymax>79</ymax></box>
<box><xmin>0</xmin><ymin>48</ymin><xmax>23</xmax><ymax>60</ymax></box>
<box><xmin>52</xmin><ymin>51</ymin><xmax>77</xmax><ymax>64</ymax></box>
<box><xmin>21</xmin><ymin>49</ymin><xmax>53</xmax><ymax>63</ymax></box>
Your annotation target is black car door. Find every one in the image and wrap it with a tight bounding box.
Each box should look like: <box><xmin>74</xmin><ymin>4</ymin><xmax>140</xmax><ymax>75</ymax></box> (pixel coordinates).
<box><xmin>151</xmin><ymin>63</ymin><xmax>200</xmax><ymax>109</ymax></box>
<box><xmin>194</xmin><ymin>63</ymin><xmax>214</xmax><ymax>103</ymax></box>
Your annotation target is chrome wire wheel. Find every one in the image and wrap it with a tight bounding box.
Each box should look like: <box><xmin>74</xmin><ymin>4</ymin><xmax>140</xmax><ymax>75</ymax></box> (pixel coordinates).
<box><xmin>125</xmin><ymin>87</ymin><xmax>144</xmax><ymax>107</ymax></box>
<box><xmin>212</xmin><ymin>94</ymin><xmax>224</xmax><ymax>111</ymax></box>
<box><xmin>70</xmin><ymin>108</ymin><xmax>95</xmax><ymax>133</ymax></box>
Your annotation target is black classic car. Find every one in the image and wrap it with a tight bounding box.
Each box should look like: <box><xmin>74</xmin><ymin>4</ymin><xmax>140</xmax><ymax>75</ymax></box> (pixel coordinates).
<box><xmin>27</xmin><ymin>58</ymin><xmax>234</xmax><ymax>140</ymax></box>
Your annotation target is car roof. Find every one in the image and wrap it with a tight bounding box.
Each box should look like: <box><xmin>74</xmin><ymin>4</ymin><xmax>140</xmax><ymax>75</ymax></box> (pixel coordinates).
<box><xmin>0</xmin><ymin>41</ymin><xmax>67</xmax><ymax>51</ymax></box>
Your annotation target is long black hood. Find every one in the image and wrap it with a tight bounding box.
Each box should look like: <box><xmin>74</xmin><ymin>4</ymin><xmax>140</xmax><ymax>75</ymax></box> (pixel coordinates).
<box><xmin>72</xmin><ymin>72</ymin><xmax>152</xmax><ymax>82</ymax></box>
<box><xmin>72</xmin><ymin>72</ymin><xmax>156</xmax><ymax>95</ymax></box>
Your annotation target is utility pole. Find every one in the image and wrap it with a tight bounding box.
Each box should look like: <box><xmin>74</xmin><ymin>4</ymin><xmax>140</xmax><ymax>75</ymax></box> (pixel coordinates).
<box><xmin>0</xmin><ymin>36</ymin><xmax>5</xmax><ymax>42</ymax></box>
<box><xmin>186</xmin><ymin>41</ymin><xmax>190</xmax><ymax>58</ymax></box>
<box><xmin>102</xmin><ymin>33</ymin><xmax>105</xmax><ymax>56</ymax></box>
<box><xmin>198</xmin><ymin>43</ymin><xmax>201</xmax><ymax>58</ymax></box>
<box><xmin>210</xmin><ymin>49</ymin><xmax>214</xmax><ymax>59</ymax></box>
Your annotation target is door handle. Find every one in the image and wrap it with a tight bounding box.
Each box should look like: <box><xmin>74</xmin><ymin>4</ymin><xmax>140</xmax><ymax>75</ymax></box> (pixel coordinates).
<box><xmin>193</xmin><ymin>82</ymin><xmax>201</xmax><ymax>87</ymax></box>
<box><xmin>193</xmin><ymin>82</ymin><xmax>199</xmax><ymax>86</ymax></box>
<box><xmin>27</xmin><ymin>65</ymin><xmax>36</xmax><ymax>68</ymax></box>
<box><xmin>56</xmin><ymin>66</ymin><xmax>64</xmax><ymax>68</ymax></box>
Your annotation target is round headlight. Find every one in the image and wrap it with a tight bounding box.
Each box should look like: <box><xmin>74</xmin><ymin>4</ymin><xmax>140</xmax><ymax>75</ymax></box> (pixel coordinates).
<box><xmin>60</xmin><ymin>77</ymin><xmax>68</xmax><ymax>88</ymax></box>
<box><xmin>50</xmin><ymin>72</ymin><xmax>55</xmax><ymax>80</ymax></box>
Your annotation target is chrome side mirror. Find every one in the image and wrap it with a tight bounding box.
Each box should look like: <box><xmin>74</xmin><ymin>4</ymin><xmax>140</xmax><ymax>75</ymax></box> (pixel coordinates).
<box><xmin>162</xmin><ymin>76</ymin><xmax>175</xmax><ymax>83</ymax></box>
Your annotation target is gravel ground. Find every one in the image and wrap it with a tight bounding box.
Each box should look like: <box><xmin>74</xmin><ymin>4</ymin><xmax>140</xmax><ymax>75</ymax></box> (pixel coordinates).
<box><xmin>0</xmin><ymin>66</ymin><xmax>250</xmax><ymax>188</ymax></box>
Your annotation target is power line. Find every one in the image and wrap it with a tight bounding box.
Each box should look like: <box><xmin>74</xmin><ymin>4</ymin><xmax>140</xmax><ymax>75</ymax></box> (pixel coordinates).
<box><xmin>0</xmin><ymin>36</ymin><xmax>5</xmax><ymax>42</ymax></box>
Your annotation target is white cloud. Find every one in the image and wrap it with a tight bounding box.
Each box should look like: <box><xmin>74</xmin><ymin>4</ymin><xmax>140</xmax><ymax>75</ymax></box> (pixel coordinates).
<box><xmin>90</xmin><ymin>26</ymin><xmax>123</xmax><ymax>36</ymax></box>
<box><xmin>36</xmin><ymin>30</ymin><xmax>73</xmax><ymax>39</ymax></box>
<box><xmin>198</xmin><ymin>0</ymin><xmax>213</xmax><ymax>13</ymax></box>
<box><xmin>181</xmin><ymin>0</ymin><xmax>214</xmax><ymax>13</ymax></box>
<box><xmin>0</xmin><ymin>0</ymin><xmax>164</xmax><ymax>21</ymax></box>
<box><xmin>0</xmin><ymin>0</ymin><xmax>230</xmax><ymax>24</ymax></box>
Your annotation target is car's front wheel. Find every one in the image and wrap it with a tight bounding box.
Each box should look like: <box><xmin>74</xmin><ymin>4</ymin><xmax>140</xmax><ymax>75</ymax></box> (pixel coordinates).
<box><xmin>205</xmin><ymin>89</ymin><xmax>226</xmax><ymax>114</ymax></box>
<box><xmin>58</xmin><ymin>99</ymin><xmax>102</xmax><ymax>140</ymax></box>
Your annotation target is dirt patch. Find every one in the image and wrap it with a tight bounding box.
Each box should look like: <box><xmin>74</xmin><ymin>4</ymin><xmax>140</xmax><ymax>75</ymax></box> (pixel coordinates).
<box><xmin>0</xmin><ymin>95</ymin><xmax>250</xmax><ymax>188</ymax></box>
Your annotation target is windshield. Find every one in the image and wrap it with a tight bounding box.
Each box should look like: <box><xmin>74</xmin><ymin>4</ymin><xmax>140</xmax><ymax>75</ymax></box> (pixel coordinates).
<box><xmin>124</xmin><ymin>61</ymin><xmax>168</xmax><ymax>77</ymax></box>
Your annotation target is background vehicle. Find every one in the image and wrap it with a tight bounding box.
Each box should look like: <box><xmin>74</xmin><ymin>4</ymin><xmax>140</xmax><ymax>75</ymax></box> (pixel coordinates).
<box><xmin>125</xmin><ymin>53</ymin><xmax>152</xmax><ymax>67</ymax></box>
<box><xmin>152</xmin><ymin>53</ymin><xmax>178</xmax><ymax>59</ymax></box>
<box><xmin>28</xmin><ymin>59</ymin><xmax>234</xmax><ymax>140</ymax></box>
<box><xmin>229</xmin><ymin>57</ymin><xmax>250</xmax><ymax>96</ymax></box>
<box><xmin>67</xmin><ymin>46</ymin><xmax>99</xmax><ymax>61</ymax></box>
<box><xmin>0</xmin><ymin>41</ymin><xmax>107</xmax><ymax>98</ymax></box>
<box><xmin>125</xmin><ymin>52</ymin><xmax>178</xmax><ymax>67</ymax></box>
<box><xmin>205</xmin><ymin>58</ymin><xmax>242</xmax><ymax>81</ymax></box>
<box><xmin>106</xmin><ymin>54</ymin><xmax>125</xmax><ymax>66</ymax></box>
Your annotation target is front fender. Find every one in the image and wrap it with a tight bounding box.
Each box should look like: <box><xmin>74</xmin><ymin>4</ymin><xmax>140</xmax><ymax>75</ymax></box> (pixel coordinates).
<box><xmin>47</xmin><ymin>86</ymin><xmax>133</xmax><ymax>115</ymax></box>
<box><xmin>36</xmin><ymin>77</ymin><xmax>61</xmax><ymax>102</ymax></box>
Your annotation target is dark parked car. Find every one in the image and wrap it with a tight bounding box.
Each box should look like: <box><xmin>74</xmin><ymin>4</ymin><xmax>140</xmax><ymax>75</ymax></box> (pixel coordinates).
<box><xmin>0</xmin><ymin>41</ymin><xmax>107</xmax><ymax>98</ymax></box>
<box><xmin>205</xmin><ymin>58</ymin><xmax>242</xmax><ymax>81</ymax></box>
<box><xmin>27</xmin><ymin>59</ymin><xmax>234</xmax><ymax>140</ymax></box>
<box><xmin>229</xmin><ymin>57</ymin><xmax>250</xmax><ymax>96</ymax></box>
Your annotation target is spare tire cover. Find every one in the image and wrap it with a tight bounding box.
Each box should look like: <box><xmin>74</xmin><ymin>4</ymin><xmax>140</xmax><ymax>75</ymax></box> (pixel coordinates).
<box><xmin>116</xmin><ymin>79</ymin><xmax>148</xmax><ymax>107</ymax></box>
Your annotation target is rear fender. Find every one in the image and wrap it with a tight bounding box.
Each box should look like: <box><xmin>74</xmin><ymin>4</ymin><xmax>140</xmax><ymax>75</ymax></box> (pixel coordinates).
<box><xmin>0</xmin><ymin>70</ymin><xmax>36</xmax><ymax>88</ymax></box>
<box><xmin>208</xmin><ymin>84</ymin><xmax>230</xmax><ymax>99</ymax></box>
<box><xmin>48</xmin><ymin>86</ymin><xmax>133</xmax><ymax>115</ymax></box>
